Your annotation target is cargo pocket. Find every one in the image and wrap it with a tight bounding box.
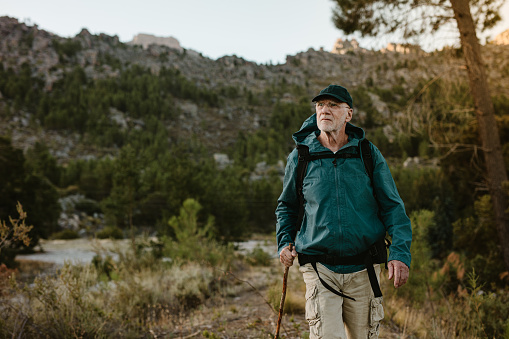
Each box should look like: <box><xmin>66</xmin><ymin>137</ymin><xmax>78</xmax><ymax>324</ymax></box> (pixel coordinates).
<box><xmin>305</xmin><ymin>283</ymin><xmax>322</xmax><ymax>338</ymax></box>
<box><xmin>369</xmin><ymin>297</ymin><xmax>384</xmax><ymax>338</ymax></box>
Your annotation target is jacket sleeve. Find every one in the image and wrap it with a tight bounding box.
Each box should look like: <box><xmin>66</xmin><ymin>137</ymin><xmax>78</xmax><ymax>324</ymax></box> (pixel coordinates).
<box><xmin>370</xmin><ymin>143</ymin><xmax>412</xmax><ymax>268</ymax></box>
<box><xmin>275</xmin><ymin>150</ymin><xmax>299</xmax><ymax>255</ymax></box>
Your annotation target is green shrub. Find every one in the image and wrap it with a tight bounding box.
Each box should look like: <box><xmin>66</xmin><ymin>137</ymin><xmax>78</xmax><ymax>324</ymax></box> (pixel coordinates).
<box><xmin>385</xmin><ymin>209</ymin><xmax>440</xmax><ymax>305</ymax></box>
<box><xmin>245</xmin><ymin>246</ymin><xmax>272</xmax><ymax>266</ymax></box>
<box><xmin>469</xmin><ymin>275</ymin><xmax>509</xmax><ymax>338</ymax></box>
<box><xmin>92</xmin><ymin>254</ymin><xmax>117</xmax><ymax>281</ymax></box>
<box><xmin>96</xmin><ymin>226</ymin><xmax>123</xmax><ymax>239</ymax></box>
<box><xmin>441</xmin><ymin>270</ymin><xmax>509</xmax><ymax>338</ymax></box>
<box><xmin>52</xmin><ymin>38</ymin><xmax>83</xmax><ymax>61</ymax></box>
<box><xmin>453</xmin><ymin>195</ymin><xmax>506</xmax><ymax>289</ymax></box>
<box><xmin>74</xmin><ymin>199</ymin><xmax>102</xmax><ymax>215</ymax></box>
<box><xmin>162</xmin><ymin>198</ymin><xmax>235</xmax><ymax>267</ymax></box>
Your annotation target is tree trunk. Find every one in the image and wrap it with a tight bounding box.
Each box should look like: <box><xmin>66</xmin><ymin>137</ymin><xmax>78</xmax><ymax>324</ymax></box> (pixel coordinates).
<box><xmin>450</xmin><ymin>0</ymin><xmax>509</xmax><ymax>271</ymax></box>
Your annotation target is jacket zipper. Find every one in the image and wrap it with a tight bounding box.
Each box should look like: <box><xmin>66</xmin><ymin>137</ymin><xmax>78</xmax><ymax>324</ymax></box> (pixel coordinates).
<box><xmin>334</xmin><ymin>158</ymin><xmax>342</xmax><ymax>257</ymax></box>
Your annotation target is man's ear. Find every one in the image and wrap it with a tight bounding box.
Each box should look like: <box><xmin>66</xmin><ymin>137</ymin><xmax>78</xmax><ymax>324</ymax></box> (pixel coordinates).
<box><xmin>345</xmin><ymin>109</ymin><xmax>353</xmax><ymax>122</ymax></box>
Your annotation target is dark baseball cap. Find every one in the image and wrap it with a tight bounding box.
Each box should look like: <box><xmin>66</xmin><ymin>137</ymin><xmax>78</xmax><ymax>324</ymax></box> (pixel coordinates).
<box><xmin>312</xmin><ymin>85</ymin><xmax>353</xmax><ymax>108</ymax></box>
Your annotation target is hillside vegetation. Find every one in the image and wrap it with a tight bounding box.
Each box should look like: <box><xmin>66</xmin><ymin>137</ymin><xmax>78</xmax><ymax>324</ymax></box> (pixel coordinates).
<box><xmin>1</xmin><ymin>16</ymin><xmax>509</xmax><ymax>337</ymax></box>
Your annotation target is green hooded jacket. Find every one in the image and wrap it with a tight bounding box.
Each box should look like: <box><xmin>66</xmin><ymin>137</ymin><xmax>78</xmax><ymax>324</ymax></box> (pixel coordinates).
<box><xmin>276</xmin><ymin>114</ymin><xmax>412</xmax><ymax>273</ymax></box>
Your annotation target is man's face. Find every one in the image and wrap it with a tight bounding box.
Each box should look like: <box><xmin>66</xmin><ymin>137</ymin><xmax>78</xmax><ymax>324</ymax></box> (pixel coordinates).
<box><xmin>315</xmin><ymin>98</ymin><xmax>353</xmax><ymax>133</ymax></box>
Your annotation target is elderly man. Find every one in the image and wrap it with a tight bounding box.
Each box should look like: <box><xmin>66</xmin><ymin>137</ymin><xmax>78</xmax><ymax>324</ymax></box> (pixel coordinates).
<box><xmin>276</xmin><ymin>85</ymin><xmax>412</xmax><ymax>339</ymax></box>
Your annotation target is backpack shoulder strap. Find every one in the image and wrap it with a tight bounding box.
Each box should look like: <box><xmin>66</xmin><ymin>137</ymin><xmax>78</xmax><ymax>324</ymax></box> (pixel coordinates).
<box><xmin>295</xmin><ymin>144</ymin><xmax>310</xmax><ymax>236</ymax></box>
<box><xmin>361</xmin><ymin>138</ymin><xmax>388</xmax><ymax>235</ymax></box>
<box><xmin>360</xmin><ymin>138</ymin><xmax>374</xmax><ymax>182</ymax></box>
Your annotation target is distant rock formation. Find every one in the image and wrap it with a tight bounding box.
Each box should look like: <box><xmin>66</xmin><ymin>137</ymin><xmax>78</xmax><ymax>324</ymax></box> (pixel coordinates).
<box><xmin>331</xmin><ymin>38</ymin><xmax>364</xmax><ymax>54</ymax></box>
<box><xmin>381</xmin><ymin>43</ymin><xmax>423</xmax><ymax>54</ymax></box>
<box><xmin>128</xmin><ymin>33</ymin><xmax>182</xmax><ymax>51</ymax></box>
<box><xmin>493</xmin><ymin>29</ymin><xmax>509</xmax><ymax>45</ymax></box>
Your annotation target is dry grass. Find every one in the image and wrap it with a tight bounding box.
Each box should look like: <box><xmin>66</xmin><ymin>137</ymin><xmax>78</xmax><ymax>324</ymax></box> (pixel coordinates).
<box><xmin>0</xmin><ymin>249</ymin><xmax>225</xmax><ymax>337</ymax></box>
<box><xmin>267</xmin><ymin>262</ymin><xmax>306</xmax><ymax>315</ymax></box>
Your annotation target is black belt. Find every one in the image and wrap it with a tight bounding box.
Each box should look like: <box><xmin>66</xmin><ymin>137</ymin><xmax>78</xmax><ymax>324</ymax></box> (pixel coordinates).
<box><xmin>298</xmin><ymin>239</ymin><xmax>389</xmax><ymax>301</ymax></box>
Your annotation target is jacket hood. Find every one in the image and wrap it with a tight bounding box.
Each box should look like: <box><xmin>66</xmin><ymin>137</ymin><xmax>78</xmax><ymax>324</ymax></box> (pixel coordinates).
<box><xmin>292</xmin><ymin>114</ymin><xmax>365</xmax><ymax>146</ymax></box>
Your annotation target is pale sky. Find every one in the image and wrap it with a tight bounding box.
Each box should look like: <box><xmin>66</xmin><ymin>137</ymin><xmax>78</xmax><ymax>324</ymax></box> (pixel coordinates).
<box><xmin>1</xmin><ymin>0</ymin><xmax>508</xmax><ymax>64</ymax></box>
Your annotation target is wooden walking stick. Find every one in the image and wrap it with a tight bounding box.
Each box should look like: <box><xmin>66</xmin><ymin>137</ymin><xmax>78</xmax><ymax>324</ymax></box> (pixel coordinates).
<box><xmin>275</xmin><ymin>243</ymin><xmax>293</xmax><ymax>339</ymax></box>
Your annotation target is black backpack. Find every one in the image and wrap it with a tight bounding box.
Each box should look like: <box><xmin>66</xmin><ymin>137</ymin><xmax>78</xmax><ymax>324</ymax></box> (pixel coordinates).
<box><xmin>293</xmin><ymin>138</ymin><xmax>389</xmax><ymax>300</ymax></box>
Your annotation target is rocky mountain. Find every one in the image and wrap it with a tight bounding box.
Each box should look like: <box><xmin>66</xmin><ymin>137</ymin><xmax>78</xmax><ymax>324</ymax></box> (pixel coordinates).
<box><xmin>1</xmin><ymin>15</ymin><xmax>508</xmax><ymax>163</ymax></box>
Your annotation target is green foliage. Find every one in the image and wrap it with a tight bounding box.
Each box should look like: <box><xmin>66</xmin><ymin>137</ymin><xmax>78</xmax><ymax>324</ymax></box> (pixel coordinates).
<box><xmin>474</xmin><ymin>290</ymin><xmax>509</xmax><ymax>339</ymax></box>
<box><xmin>372</xmin><ymin>84</ymin><xmax>408</xmax><ymax>109</ymax></box>
<box><xmin>406</xmin><ymin>77</ymin><xmax>481</xmax><ymax>211</ymax></box>
<box><xmin>41</xmin><ymin>66</ymin><xmax>90</xmax><ymax>132</ymax></box>
<box><xmin>61</xmin><ymin>157</ymin><xmax>115</xmax><ymax>201</ymax></box>
<box><xmin>0</xmin><ymin>63</ymin><xmax>44</xmax><ymax>111</ymax></box>
<box><xmin>243</xmin><ymin>175</ymin><xmax>281</xmax><ymax>233</ymax></box>
<box><xmin>202</xmin><ymin>330</ymin><xmax>222</xmax><ymax>339</ymax></box>
<box><xmin>5</xmin><ymin>64</ymin><xmax>223</xmax><ymax>144</ymax></box>
<box><xmin>52</xmin><ymin>38</ymin><xmax>83</xmax><ymax>62</ymax></box>
<box><xmin>0</xmin><ymin>137</ymin><xmax>60</xmax><ymax>250</ymax></box>
<box><xmin>244</xmin><ymin>246</ymin><xmax>273</xmax><ymax>266</ymax></box>
<box><xmin>494</xmin><ymin>94</ymin><xmax>509</xmax><ymax>145</ymax></box>
<box><xmin>453</xmin><ymin>195</ymin><xmax>506</xmax><ymax>288</ymax></box>
<box><xmin>199</xmin><ymin>165</ymin><xmax>249</xmax><ymax>240</ymax></box>
<box><xmin>392</xmin><ymin>165</ymin><xmax>457</xmax><ymax>259</ymax></box>
<box><xmin>74</xmin><ymin>198</ymin><xmax>102</xmax><ymax>215</ymax></box>
<box><xmin>96</xmin><ymin>226</ymin><xmax>124</xmax><ymax>239</ymax></box>
<box><xmin>101</xmin><ymin>144</ymin><xmax>140</xmax><ymax>229</ymax></box>
<box><xmin>234</xmin><ymin>101</ymin><xmax>312</xmax><ymax>169</ymax></box>
<box><xmin>25</xmin><ymin>141</ymin><xmax>61</xmax><ymax>186</ymax></box>
<box><xmin>384</xmin><ymin>210</ymin><xmax>509</xmax><ymax>337</ymax></box>
<box><xmin>20</xmin><ymin>31</ymin><xmax>34</xmax><ymax>50</ymax></box>
<box><xmin>330</xmin><ymin>0</ymin><xmax>501</xmax><ymax>40</ymax></box>
<box><xmin>92</xmin><ymin>254</ymin><xmax>117</xmax><ymax>281</ymax></box>
<box><xmin>350</xmin><ymin>86</ymin><xmax>382</xmax><ymax>128</ymax></box>
<box><xmin>220</xmin><ymin>85</ymin><xmax>240</xmax><ymax>98</ymax></box>
<box><xmin>97</xmin><ymin>52</ymin><xmax>123</xmax><ymax>70</ymax></box>
<box><xmin>388</xmin><ymin>209</ymin><xmax>438</xmax><ymax>304</ymax></box>
<box><xmin>448</xmin><ymin>270</ymin><xmax>509</xmax><ymax>338</ymax></box>
<box><xmin>369</xmin><ymin>127</ymin><xmax>402</xmax><ymax>158</ymax></box>
<box><xmin>162</xmin><ymin>198</ymin><xmax>235</xmax><ymax>267</ymax></box>
<box><xmin>22</xmin><ymin>173</ymin><xmax>62</xmax><ymax>239</ymax></box>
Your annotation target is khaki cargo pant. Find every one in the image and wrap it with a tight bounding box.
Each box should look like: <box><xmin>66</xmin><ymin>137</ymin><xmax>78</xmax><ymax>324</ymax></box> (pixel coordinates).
<box><xmin>299</xmin><ymin>263</ymin><xmax>384</xmax><ymax>339</ymax></box>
